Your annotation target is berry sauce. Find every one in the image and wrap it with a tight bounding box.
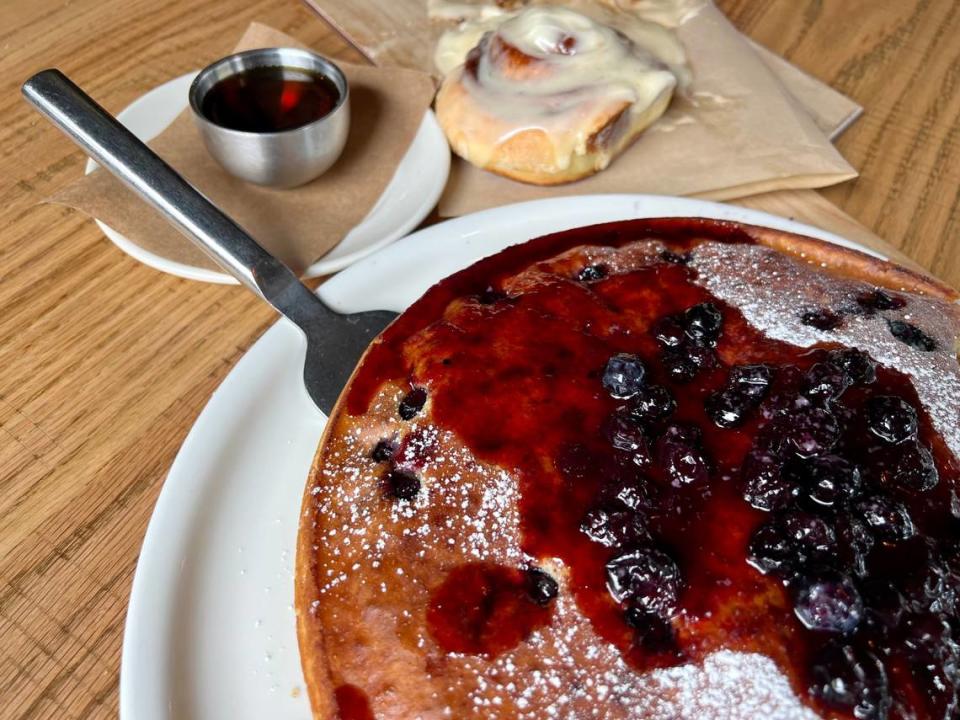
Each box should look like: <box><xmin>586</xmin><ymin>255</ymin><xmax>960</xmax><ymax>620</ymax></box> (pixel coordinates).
<box><xmin>347</xmin><ymin>219</ymin><xmax>960</xmax><ymax>719</ymax></box>
<box><xmin>427</xmin><ymin>563</ymin><xmax>553</xmax><ymax>656</ymax></box>
<box><xmin>334</xmin><ymin>683</ymin><xmax>375</xmax><ymax>720</ymax></box>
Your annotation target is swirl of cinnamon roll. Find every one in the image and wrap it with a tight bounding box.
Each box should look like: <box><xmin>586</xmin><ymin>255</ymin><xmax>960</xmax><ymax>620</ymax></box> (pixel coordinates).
<box><xmin>434</xmin><ymin>6</ymin><xmax>682</xmax><ymax>184</ymax></box>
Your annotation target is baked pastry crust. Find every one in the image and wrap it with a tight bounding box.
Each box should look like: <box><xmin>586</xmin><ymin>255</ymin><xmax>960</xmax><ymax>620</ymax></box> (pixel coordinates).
<box><xmin>436</xmin><ymin>71</ymin><xmax>672</xmax><ymax>186</ymax></box>
<box><xmin>297</xmin><ymin>218</ymin><xmax>960</xmax><ymax>719</ymax></box>
<box><xmin>434</xmin><ymin>6</ymin><xmax>681</xmax><ymax>185</ymax></box>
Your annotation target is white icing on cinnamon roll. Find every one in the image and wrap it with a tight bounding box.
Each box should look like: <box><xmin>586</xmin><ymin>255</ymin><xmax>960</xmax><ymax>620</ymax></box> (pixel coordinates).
<box><xmin>613</xmin><ymin>0</ymin><xmax>707</xmax><ymax>27</ymax></box>
<box><xmin>434</xmin><ymin>5</ymin><xmax>688</xmax><ymax>184</ymax></box>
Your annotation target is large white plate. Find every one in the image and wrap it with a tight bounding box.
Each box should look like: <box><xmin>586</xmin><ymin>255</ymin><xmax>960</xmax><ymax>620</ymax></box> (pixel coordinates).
<box><xmin>120</xmin><ymin>195</ymin><xmax>883</xmax><ymax>720</ymax></box>
<box><xmin>86</xmin><ymin>72</ymin><xmax>450</xmax><ymax>283</ymax></box>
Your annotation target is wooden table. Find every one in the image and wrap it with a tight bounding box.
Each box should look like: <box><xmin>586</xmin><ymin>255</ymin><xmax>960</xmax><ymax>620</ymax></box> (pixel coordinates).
<box><xmin>1</xmin><ymin>1</ymin><xmax>957</xmax><ymax>717</ymax></box>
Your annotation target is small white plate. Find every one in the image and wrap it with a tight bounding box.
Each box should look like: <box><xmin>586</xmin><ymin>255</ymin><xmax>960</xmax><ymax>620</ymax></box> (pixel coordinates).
<box><xmin>86</xmin><ymin>72</ymin><xmax>450</xmax><ymax>282</ymax></box>
<box><xmin>120</xmin><ymin>195</ymin><xmax>883</xmax><ymax>720</ymax></box>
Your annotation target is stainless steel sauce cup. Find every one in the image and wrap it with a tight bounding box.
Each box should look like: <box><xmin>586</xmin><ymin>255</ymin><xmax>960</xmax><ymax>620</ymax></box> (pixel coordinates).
<box><xmin>188</xmin><ymin>47</ymin><xmax>350</xmax><ymax>188</ymax></box>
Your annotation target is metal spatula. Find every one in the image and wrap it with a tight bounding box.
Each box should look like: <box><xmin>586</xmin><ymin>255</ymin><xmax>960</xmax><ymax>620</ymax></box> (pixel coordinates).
<box><xmin>22</xmin><ymin>69</ymin><xmax>398</xmax><ymax>415</ymax></box>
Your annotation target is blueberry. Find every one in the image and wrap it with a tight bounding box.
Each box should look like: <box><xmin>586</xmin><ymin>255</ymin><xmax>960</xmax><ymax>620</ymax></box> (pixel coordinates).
<box><xmin>612</xmin><ymin>481</ymin><xmax>654</xmax><ymax>512</ymax></box>
<box><xmin>759</xmin><ymin>367</ymin><xmax>811</xmax><ymax>422</ymax></box>
<box><xmin>865</xmin><ymin>395</ymin><xmax>918</xmax><ymax>444</ymax></box>
<box><xmin>884</xmin><ymin>441</ymin><xmax>939</xmax><ymax>493</ymax></box>
<box><xmin>758</xmin><ymin>405</ymin><xmax>798</xmax><ymax>435</ymax></box>
<box><xmin>525</xmin><ymin>567</ymin><xmax>559</xmax><ymax>606</ymax></box>
<box><xmin>577</xmin><ymin>264</ymin><xmax>608</xmax><ymax>282</ymax></box>
<box><xmin>730</xmin><ymin>364</ymin><xmax>775</xmax><ymax>399</ymax></box>
<box><xmin>624</xmin><ymin>605</ymin><xmax>651</xmax><ymax>629</ymax></box>
<box><xmin>830</xmin><ymin>401</ymin><xmax>858</xmax><ymax>430</ymax></box>
<box><xmin>706</xmin><ymin>365</ymin><xmax>769</xmax><ymax>425</ymax></box>
<box><xmin>602</xmin><ymin>408</ymin><xmax>649</xmax><ymax>453</ymax></box>
<box><xmin>793</xmin><ymin>572</ymin><xmax>863</xmax><ymax>633</ymax></box>
<box><xmin>705</xmin><ymin>390</ymin><xmax>747</xmax><ymax>428</ymax></box>
<box><xmin>477</xmin><ymin>286</ymin><xmax>506</xmax><ymax>304</ymax></box>
<box><xmin>902</xmin><ymin>613</ymin><xmax>954</xmax><ymax>661</ymax></box>
<box><xmin>603</xmin><ymin>448</ymin><xmax>657</xmax><ymax>490</ymax></box>
<box><xmin>782</xmin><ymin>407</ymin><xmax>840</xmax><ymax>458</ymax></box>
<box><xmin>398</xmin><ymin>388</ymin><xmax>427</xmax><ymax>419</ymax></box>
<box><xmin>605</xmin><ymin>547</ymin><xmax>682</xmax><ymax>617</ymax></box>
<box><xmin>857</xmin><ymin>288</ymin><xmax>906</xmax><ymax>312</ymax></box>
<box><xmin>835</xmin><ymin>516</ymin><xmax>874</xmax><ymax>578</ymax></box>
<box><xmin>888</xmin><ymin>319</ymin><xmax>937</xmax><ymax>351</ymax></box>
<box><xmin>803</xmin><ymin>362</ymin><xmax>851</xmax><ymax>402</ymax></box>
<box><xmin>653</xmin><ymin>306</ymin><xmax>721</xmax><ymax>381</ymax></box>
<box><xmin>628</xmin><ymin>444</ymin><xmax>654</xmax><ymax>470</ymax></box>
<box><xmin>659</xmin><ymin>250</ymin><xmax>691</xmax><ymax>265</ymax></box>
<box><xmin>747</xmin><ymin>522</ymin><xmax>796</xmax><ymax>575</ymax></box>
<box><xmin>779</xmin><ymin>511</ymin><xmax>838</xmax><ymax>557</ymax></box>
<box><xmin>385</xmin><ymin>469</ymin><xmax>420</xmax><ymax>500</ymax></box>
<box><xmin>747</xmin><ymin>511</ymin><xmax>836</xmax><ymax>575</ymax></box>
<box><xmin>602</xmin><ymin>353</ymin><xmax>647</xmax><ymax>399</ymax></box>
<box><xmin>786</xmin><ymin>455</ymin><xmax>862</xmax><ymax>508</ymax></box>
<box><xmin>653</xmin><ymin>316</ymin><xmax>686</xmax><ymax>348</ymax></box>
<box><xmin>580</xmin><ymin>505</ymin><xmax>650</xmax><ymax>547</ymax></box>
<box><xmin>853</xmin><ymin>495</ymin><xmax>915</xmax><ymax>542</ymax></box>
<box><xmin>742</xmin><ymin>450</ymin><xmax>795</xmax><ymax>511</ymax></box>
<box><xmin>860</xmin><ymin>579</ymin><xmax>904</xmax><ymax>629</ymax></box>
<box><xmin>941</xmin><ymin>537</ymin><xmax>960</xmax><ymax>572</ymax></box>
<box><xmin>706</xmin><ymin>365</ymin><xmax>773</xmax><ymax>428</ymax></box>
<box><xmin>662</xmin><ymin>345</ymin><xmax>716</xmax><ymax>383</ymax></box>
<box><xmin>885</xmin><ymin>537</ymin><xmax>953</xmax><ymax>615</ymax></box>
<box><xmin>624</xmin><ymin>606</ymin><xmax>678</xmax><ymax>653</ymax></box>
<box><xmin>655</xmin><ymin>434</ymin><xmax>709</xmax><ymax>487</ymax></box>
<box><xmin>628</xmin><ymin>384</ymin><xmax>676</xmax><ymax>425</ymax></box>
<box><xmin>662</xmin><ymin>423</ymin><xmax>702</xmax><ymax>445</ymax></box>
<box><xmin>900</xmin><ymin>615</ymin><xmax>960</xmax><ymax>715</ymax></box>
<box><xmin>801</xmin><ymin>308</ymin><xmax>843</xmax><ymax>331</ymax></box>
<box><xmin>809</xmin><ymin>643</ymin><xmax>890</xmax><ymax>720</ymax></box>
<box><xmin>661</xmin><ymin>349</ymin><xmax>695</xmax><ymax>382</ymax></box>
<box><xmin>371</xmin><ymin>439</ymin><xmax>397</xmax><ymax>462</ymax></box>
<box><xmin>826</xmin><ymin>348</ymin><xmax>877</xmax><ymax>385</ymax></box>
<box><xmin>683</xmin><ymin>303</ymin><xmax>723</xmax><ymax>347</ymax></box>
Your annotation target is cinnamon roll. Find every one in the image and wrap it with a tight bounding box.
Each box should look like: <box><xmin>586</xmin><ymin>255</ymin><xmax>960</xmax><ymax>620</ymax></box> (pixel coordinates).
<box><xmin>434</xmin><ymin>6</ymin><xmax>686</xmax><ymax>185</ymax></box>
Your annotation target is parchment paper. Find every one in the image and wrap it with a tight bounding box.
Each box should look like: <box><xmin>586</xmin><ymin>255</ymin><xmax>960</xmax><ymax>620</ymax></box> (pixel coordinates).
<box><xmin>304</xmin><ymin>0</ymin><xmax>861</xmax><ymax>141</ymax></box>
<box><xmin>747</xmin><ymin>40</ymin><xmax>861</xmax><ymax>142</ymax></box>
<box><xmin>50</xmin><ymin>23</ymin><xmax>436</xmax><ymax>274</ymax></box>
<box><xmin>434</xmin><ymin>1</ymin><xmax>858</xmax><ymax>216</ymax></box>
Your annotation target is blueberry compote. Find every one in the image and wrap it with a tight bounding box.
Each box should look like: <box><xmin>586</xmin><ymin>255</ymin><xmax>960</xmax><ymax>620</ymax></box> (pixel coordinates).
<box><xmin>348</xmin><ymin>219</ymin><xmax>960</xmax><ymax>719</ymax></box>
<box><xmin>427</xmin><ymin>563</ymin><xmax>553</xmax><ymax>656</ymax></box>
<box><xmin>334</xmin><ymin>684</ymin><xmax>375</xmax><ymax>720</ymax></box>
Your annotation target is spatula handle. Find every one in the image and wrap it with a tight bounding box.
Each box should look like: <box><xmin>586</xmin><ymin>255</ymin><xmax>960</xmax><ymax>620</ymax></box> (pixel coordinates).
<box><xmin>21</xmin><ymin>69</ymin><xmax>327</xmax><ymax>328</ymax></box>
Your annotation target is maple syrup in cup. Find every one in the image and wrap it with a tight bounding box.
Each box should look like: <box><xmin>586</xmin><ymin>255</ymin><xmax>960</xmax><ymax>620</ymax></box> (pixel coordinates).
<box><xmin>200</xmin><ymin>66</ymin><xmax>341</xmax><ymax>133</ymax></box>
<box><xmin>189</xmin><ymin>47</ymin><xmax>350</xmax><ymax>188</ymax></box>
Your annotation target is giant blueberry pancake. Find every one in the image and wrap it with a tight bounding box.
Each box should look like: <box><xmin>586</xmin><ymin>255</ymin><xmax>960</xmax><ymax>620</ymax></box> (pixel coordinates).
<box><xmin>296</xmin><ymin>218</ymin><xmax>960</xmax><ymax>720</ymax></box>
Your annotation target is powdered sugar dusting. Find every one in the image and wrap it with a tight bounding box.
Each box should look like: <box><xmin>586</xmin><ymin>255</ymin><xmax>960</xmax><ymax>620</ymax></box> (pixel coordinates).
<box><xmin>307</xmin><ymin>390</ymin><xmax>525</xmax><ymax>602</ymax></box>
<box><xmin>447</xmin><ymin>588</ymin><xmax>817</xmax><ymax>719</ymax></box>
<box><xmin>691</xmin><ymin>242</ymin><xmax>960</xmax><ymax>459</ymax></box>
<box><xmin>645</xmin><ymin>651</ymin><xmax>819</xmax><ymax>719</ymax></box>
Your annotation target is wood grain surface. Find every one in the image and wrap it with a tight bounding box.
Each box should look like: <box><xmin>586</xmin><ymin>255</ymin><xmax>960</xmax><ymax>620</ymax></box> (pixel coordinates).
<box><xmin>0</xmin><ymin>1</ymin><xmax>957</xmax><ymax>718</ymax></box>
